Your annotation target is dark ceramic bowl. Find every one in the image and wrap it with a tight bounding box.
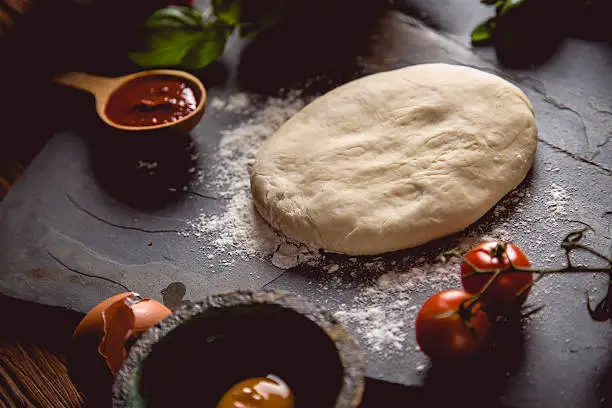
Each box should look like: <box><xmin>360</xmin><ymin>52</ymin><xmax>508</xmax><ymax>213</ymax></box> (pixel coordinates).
<box><xmin>112</xmin><ymin>290</ymin><xmax>364</xmax><ymax>408</ymax></box>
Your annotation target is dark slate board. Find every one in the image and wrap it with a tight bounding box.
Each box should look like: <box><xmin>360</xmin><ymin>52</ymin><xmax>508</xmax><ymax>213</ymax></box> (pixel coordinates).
<box><xmin>0</xmin><ymin>2</ymin><xmax>611</xmax><ymax>407</ymax></box>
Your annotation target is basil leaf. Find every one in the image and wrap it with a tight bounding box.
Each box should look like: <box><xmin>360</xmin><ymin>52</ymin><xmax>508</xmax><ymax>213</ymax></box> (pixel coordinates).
<box><xmin>130</xmin><ymin>0</ymin><xmax>288</xmax><ymax>69</ymax></box>
<box><xmin>145</xmin><ymin>6</ymin><xmax>205</xmax><ymax>29</ymax></box>
<box><xmin>498</xmin><ymin>0</ymin><xmax>522</xmax><ymax>15</ymax></box>
<box><xmin>182</xmin><ymin>22</ymin><xmax>233</xmax><ymax>69</ymax></box>
<box><xmin>212</xmin><ymin>0</ymin><xmax>243</xmax><ymax>25</ymax></box>
<box><xmin>495</xmin><ymin>0</ymin><xmax>508</xmax><ymax>13</ymax></box>
<box><xmin>129</xmin><ymin>29</ymin><xmax>202</xmax><ymax>67</ymax></box>
<box><xmin>471</xmin><ymin>17</ymin><xmax>497</xmax><ymax>46</ymax></box>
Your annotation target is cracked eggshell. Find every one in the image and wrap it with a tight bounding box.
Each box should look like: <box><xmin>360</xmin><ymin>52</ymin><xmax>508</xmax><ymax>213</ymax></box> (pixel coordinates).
<box><xmin>72</xmin><ymin>292</ymin><xmax>171</xmax><ymax>342</ymax></box>
<box><xmin>69</xmin><ymin>293</ymin><xmax>171</xmax><ymax>405</ymax></box>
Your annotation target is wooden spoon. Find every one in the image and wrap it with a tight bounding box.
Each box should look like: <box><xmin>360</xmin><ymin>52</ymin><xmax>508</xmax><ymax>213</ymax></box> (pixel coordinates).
<box><xmin>54</xmin><ymin>70</ymin><xmax>207</xmax><ymax>134</ymax></box>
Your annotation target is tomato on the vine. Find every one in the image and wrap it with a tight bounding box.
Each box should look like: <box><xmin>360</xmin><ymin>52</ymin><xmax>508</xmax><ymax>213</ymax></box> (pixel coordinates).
<box><xmin>415</xmin><ymin>289</ymin><xmax>490</xmax><ymax>361</ymax></box>
<box><xmin>460</xmin><ymin>241</ymin><xmax>533</xmax><ymax>310</ymax></box>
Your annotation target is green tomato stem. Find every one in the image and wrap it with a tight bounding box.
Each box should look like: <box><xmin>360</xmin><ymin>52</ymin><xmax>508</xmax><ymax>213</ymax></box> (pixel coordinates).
<box><xmin>445</xmin><ymin>228</ymin><xmax>612</xmax><ymax>317</ymax></box>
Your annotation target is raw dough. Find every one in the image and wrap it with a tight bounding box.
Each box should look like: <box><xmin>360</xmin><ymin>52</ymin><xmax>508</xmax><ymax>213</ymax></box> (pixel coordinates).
<box><xmin>250</xmin><ymin>63</ymin><xmax>537</xmax><ymax>255</ymax></box>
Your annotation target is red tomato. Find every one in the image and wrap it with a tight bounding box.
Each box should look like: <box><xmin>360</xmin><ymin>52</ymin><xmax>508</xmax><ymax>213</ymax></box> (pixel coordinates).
<box><xmin>416</xmin><ymin>290</ymin><xmax>490</xmax><ymax>361</ymax></box>
<box><xmin>460</xmin><ymin>241</ymin><xmax>532</xmax><ymax>309</ymax></box>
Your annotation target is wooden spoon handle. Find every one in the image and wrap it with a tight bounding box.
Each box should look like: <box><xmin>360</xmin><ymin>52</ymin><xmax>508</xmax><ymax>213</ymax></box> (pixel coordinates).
<box><xmin>53</xmin><ymin>72</ymin><xmax>115</xmax><ymax>97</ymax></box>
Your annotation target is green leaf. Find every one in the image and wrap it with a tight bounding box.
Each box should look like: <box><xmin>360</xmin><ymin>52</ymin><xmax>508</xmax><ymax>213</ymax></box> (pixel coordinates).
<box><xmin>471</xmin><ymin>17</ymin><xmax>497</xmax><ymax>46</ymax></box>
<box><xmin>494</xmin><ymin>0</ymin><xmax>523</xmax><ymax>16</ymax></box>
<box><xmin>500</xmin><ymin>0</ymin><xmax>522</xmax><ymax>14</ymax></box>
<box><xmin>182</xmin><ymin>22</ymin><xmax>233</xmax><ymax>69</ymax></box>
<box><xmin>144</xmin><ymin>6</ymin><xmax>205</xmax><ymax>29</ymax></box>
<box><xmin>129</xmin><ymin>29</ymin><xmax>202</xmax><ymax>67</ymax></box>
<box><xmin>471</xmin><ymin>0</ymin><xmax>526</xmax><ymax>48</ymax></box>
<box><xmin>130</xmin><ymin>5</ymin><xmax>235</xmax><ymax>70</ymax></box>
<box><xmin>212</xmin><ymin>0</ymin><xmax>243</xmax><ymax>25</ymax></box>
<box><xmin>130</xmin><ymin>0</ymin><xmax>286</xmax><ymax>69</ymax></box>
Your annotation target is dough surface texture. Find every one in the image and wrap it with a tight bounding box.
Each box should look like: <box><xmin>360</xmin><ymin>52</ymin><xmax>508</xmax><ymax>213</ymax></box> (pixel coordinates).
<box><xmin>250</xmin><ymin>63</ymin><xmax>537</xmax><ymax>255</ymax></box>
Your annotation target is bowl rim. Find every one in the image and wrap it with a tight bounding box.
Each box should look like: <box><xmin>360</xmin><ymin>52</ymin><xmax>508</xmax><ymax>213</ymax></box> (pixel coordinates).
<box><xmin>111</xmin><ymin>289</ymin><xmax>365</xmax><ymax>408</ymax></box>
<box><xmin>99</xmin><ymin>69</ymin><xmax>207</xmax><ymax>132</ymax></box>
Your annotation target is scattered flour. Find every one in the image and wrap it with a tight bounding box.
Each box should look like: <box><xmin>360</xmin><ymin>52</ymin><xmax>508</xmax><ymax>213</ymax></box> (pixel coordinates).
<box><xmin>546</xmin><ymin>183</ymin><xmax>568</xmax><ymax>217</ymax></box>
<box><xmin>211</xmin><ymin>91</ymin><xmax>306</xmax><ymax>197</ymax></box>
<box><xmin>187</xmin><ymin>90</ymin><xmax>320</xmax><ymax>267</ymax></box>
<box><xmin>328</xmin><ymin>264</ymin><xmax>340</xmax><ymax>274</ymax></box>
<box><xmin>209</xmin><ymin>92</ymin><xmax>253</xmax><ymax>114</ymax></box>
<box><xmin>136</xmin><ymin>160</ymin><xmax>158</xmax><ymax>170</ymax></box>
<box><xmin>333</xmin><ymin>233</ymin><xmax>487</xmax><ymax>355</ymax></box>
<box><xmin>188</xmin><ymin>190</ymin><xmax>280</xmax><ymax>259</ymax></box>
<box><xmin>225</xmin><ymin>93</ymin><xmax>251</xmax><ymax>112</ymax></box>
<box><xmin>209</xmin><ymin>97</ymin><xmax>226</xmax><ymax>110</ymax></box>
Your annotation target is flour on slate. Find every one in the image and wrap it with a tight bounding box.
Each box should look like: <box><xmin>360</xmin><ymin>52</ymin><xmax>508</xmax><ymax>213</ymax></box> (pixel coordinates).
<box><xmin>546</xmin><ymin>183</ymin><xmax>569</xmax><ymax>217</ymax></box>
<box><xmin>333</xmin><ymin>233</ymin><xmax>485</xmax><ymax>355</ymax></box>
<box><xmin>187</xmin><ymin>90</ymin><xmax>320</xmax><ymax>268</ymax></box>
<box><xmin>335</xmin><ymin>260</ymin><xmax>459</xmax><ymax>353</ymax></box>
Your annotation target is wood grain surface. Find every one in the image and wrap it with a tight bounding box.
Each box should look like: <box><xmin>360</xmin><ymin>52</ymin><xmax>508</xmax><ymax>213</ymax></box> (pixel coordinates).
<box><xmin>0</xmin><ymin>343</ymin><xmax>83</xmax><ymax>407</ymax></box>
<box><xmin>0</xmin><ymin>295</ymin><xmax>84</xmax><ymax>407</ymax></box>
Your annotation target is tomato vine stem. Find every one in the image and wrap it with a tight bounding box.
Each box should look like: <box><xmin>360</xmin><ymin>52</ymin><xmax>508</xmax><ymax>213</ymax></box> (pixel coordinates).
<box><xmin>439</xmin><ymin>228</ymin><xmax>612</xmax><ymax>322</ymax></box>
<box><xmin>441</xmin><ymin>228</ymin><xmax>611</xmax><ymax>278</ymax></box>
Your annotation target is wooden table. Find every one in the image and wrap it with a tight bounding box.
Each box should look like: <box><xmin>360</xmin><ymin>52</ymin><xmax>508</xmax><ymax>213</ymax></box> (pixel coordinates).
<box><xmin>0</xmin><ymin>295</ymin><xmax>83</xmax><ymax>407</ymax></box>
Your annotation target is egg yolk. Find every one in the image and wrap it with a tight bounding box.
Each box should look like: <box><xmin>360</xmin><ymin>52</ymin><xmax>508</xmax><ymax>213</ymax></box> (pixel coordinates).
<box><xmin>216</xmin><ymin>376</ymin><xmax>295</xmax><ymax>408</ymax></box>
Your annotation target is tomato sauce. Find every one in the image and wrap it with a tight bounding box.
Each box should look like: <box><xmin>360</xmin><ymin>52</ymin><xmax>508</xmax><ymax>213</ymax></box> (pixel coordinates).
<box><xmin>105</xmin><ymin>75</ymin><xmax>199</xmax><ymax>127</ymax></box>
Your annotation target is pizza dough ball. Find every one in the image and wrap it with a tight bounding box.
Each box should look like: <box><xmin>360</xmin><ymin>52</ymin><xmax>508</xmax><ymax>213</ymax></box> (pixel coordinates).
<box><xmin>251</xmin><ymin>63</ymin><xmax>537</xmax><ymax>255</ymax></box>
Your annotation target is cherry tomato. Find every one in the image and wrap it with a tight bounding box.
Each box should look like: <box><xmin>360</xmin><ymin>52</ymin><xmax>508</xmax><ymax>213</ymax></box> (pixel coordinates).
<box><xmin>460</xmin><ymin>241</ymin><xmax>532</xmax><ymax>310</ymax></box>
<box><xmin>416</xmin><ymin>290</ymin><xmax>490</xmax><ymax>361</ymax></box>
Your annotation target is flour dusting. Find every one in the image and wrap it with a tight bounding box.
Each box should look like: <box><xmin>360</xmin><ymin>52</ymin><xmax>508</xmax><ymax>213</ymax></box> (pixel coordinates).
<box><xmin>335</xmin><ymin>259</ymin><xmax>461</xmax><ymax>353</ymax></box>
<box><xmin>188</xmin><ymin>90</ymin><xmax>320</xmax><ymax>267</ymax></box>
<box><xmin>546</xmin><ymin>183</ymin><xmax>568</xmax><ymax>217</ymax></box>
<box><xmin>332</xmin><ymin>232</ymin><xmax>489</xmax><ymax>355</ymax></box>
